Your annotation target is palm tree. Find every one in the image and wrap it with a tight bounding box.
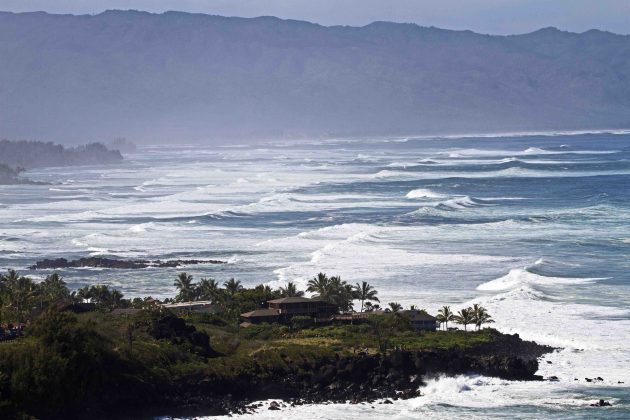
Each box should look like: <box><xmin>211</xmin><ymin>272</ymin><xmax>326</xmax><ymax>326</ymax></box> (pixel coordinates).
<box><xmin>197</xmin><ymin>278</ymin><xmax>220</xmax><ymax>302</ymax></box>
<box><xmin>4</xmin><ymin>272</ymin><xmax>36</xmax><ymax>323</ymax></box>
<box><xmin>306</xmin><ymin>272</ymin><xmax>330</xmax><ymax>298</ymax></box>
<box><xmin>327</xmin><ymin>276</ymin><xmax>355</xmax><ymax>312</ymax></box>
<box><xmin>76</xmin><ymin>285</ymin><xmax>91</xmax><ymax>302</ymax></box>
<box><xmin>110</xmin><ymin>289</ymin><xmax>124</xmax><ymax>309</ymax></box>
<box><xmin>223</xmin><ymin>278</ymin><xmax>243</xmax><ymax>297</ymax></box>
<box><xmin>471</xmin><ymin>304</ymin><xmax>494</xmax><ymax>330</ymax></box>
<box><xmin>89</xmin><ymin>285</ymin><xmax>113</xmax><ymax>306</ymax></box>
<box><xmin>454</xmin><ymin>307</ymin><xmax>474</xmax><ymax>331</ymax></box>
<box><xmin>2</xmin><ymin>269</ymin><xmax>19</xmax><ymax>283</ymax></box>
<box><xmin>388</xmin><ymin>302</ymin><xmax>403</xmax><ymax>313</ymax></box>
<box><xmin>254</xmin><ymin>284</ymin><xmax>276</xmax><ymax>302</ymax></box>
<box><xmin>0</xmin><ymin>270</ymin><xmax>18</xmax><ymax>323</ymax></box>
<box><xmin>364</xmin><ymin>302</ymin><xmax>374</xmax><ymax>312</ymax></box>
<box><xmin>436</xmin><ymin>305</ymin><xmax>456</xmax><ymax>330</ymax></box>
<box><xmin>354</xmin><ymin>281</ymin><xmax>379</xmax><ymax>312</ymax></box>
<box><xmin>41</xmin><ymin>272</ymin><xmax>69</xmax><ymax>304</ymax></box>
<box><xmin>173</xmin><ymin>272</ymin><xmax>196</xmax><ymax>302</ymax></box>
<box><xmin>279</xmin><ymin>281</ymin><xmax>304</xmax><ymax>297</ymax></box>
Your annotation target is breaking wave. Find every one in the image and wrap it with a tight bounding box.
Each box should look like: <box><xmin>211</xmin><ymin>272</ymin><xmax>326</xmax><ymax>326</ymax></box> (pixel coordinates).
<box><xmin>434</xmin><ymin>196</ymin><xmax>492</xmax><ymax>211</ymax></box>
<box><xmin>405</xmin><ymin>188</ymin><xmax>446</xmax><ymax>199</ymax></box>
<box><xmin>476</xmin><ymin>267</ymin><xmax>600</xmax><ymax>292</ymax></box>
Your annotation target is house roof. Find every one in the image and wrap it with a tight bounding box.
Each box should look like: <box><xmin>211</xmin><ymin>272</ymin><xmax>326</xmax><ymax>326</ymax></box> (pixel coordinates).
<box><xmin>162</xmin><ymin>300</ymin><xmax>215</xmax><ymax>308</ymax></box>
<box><xmin>267</xmin><ymin>296</ymin><xmax>312</xmax><ymax>304</ymax></box>
<box><xmin>309</xmin><ymin>296</ymin><xmax>334</xmax><ymax>303</ymax></box>
<box><xmin>241</xmin><ymin>308</ymin><xmax>280</xmax><ymax>318</ymax></box>
<box><xmin>402</xmin><ymin>310</ymin><xmax>437</xmax><ymax>321</ymax></box>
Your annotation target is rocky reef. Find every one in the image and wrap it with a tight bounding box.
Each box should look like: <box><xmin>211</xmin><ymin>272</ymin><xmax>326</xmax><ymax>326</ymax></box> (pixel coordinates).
<box><xmin>29</xmin><ymin>257</ymin><xmax>226</xmax><ymax>270</ymax></box>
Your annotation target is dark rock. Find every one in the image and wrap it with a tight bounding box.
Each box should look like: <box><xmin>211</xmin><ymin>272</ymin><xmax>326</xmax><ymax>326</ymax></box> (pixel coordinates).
<box><xmin>112</xmin><ymin>330</ymin><xmax>555</xmax><ymax>418</ymax></box>
<box><xmin>590</xmin><ymin>399</ymin><xmax>612</xmax><ymax>407</ymax></box>
<box><xmin>29</xmin><ymin>256</ymin><xmax>226</xmax><ymax>270</ymax></box>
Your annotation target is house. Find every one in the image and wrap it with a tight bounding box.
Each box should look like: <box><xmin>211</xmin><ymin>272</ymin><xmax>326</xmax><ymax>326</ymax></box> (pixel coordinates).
<box><xmin>402</xmin><ymin>310</ymin><xmax>438</xmax><ymax>331</ymax></box>
<box><xmin>240</xmin><ymin>296</ymin><xmax>339</xmax><ymax>326</ymax></box>
<box><xmin>162</xmin><ymin>300</ymin><xmax>223</xmax><ymax>314</ymax></box>
<box><xmin>240</xmin><ymin>308</ymin><xmax>281</xmax><ymax>325</ymax></box>
<box><xmin>267</xmin><ymin>296</ymin><xmax>338</xmax><ymax>318</ymax></box>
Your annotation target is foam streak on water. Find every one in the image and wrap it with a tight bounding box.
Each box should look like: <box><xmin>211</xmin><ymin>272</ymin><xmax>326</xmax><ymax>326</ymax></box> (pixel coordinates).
<box><xmin>1</xmin><ymin>132</ymin><xmax>630</xmax><ymax>417</ymax></box>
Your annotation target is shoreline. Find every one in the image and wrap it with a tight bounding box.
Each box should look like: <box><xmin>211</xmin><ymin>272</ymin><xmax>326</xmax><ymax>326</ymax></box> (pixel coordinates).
<box><xmin>134</xmin><ymin>331</ymin><xmax>554</xmax><ymax>418</ymax></box>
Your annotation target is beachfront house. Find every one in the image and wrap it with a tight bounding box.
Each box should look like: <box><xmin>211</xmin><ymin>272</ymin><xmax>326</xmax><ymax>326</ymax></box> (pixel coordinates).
<box><xmin>240</xmin><ymin>296</ymin><xmax>339</xmax><ymax>326</ymax></box>
<box><xmin>268</xmin><ymin>296</ymin><xmax>338</xmax><ymax>319</ymax></box>
<box><xmin>402</xmin><ymin>309</ymin><xmax>438</xmax><ymax>331</ymax></box>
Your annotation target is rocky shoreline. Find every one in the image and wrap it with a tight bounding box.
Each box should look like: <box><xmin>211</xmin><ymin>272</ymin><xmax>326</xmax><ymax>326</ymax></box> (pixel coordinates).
<box><xmin>29</xmin><ymin>257</ymin><xmax>226</xmax><ymax>270</ymax></box>
<box><xmin>141</xmin><ymin>332</ymin><xmax>554</xmax><ymax>418</ymax></box>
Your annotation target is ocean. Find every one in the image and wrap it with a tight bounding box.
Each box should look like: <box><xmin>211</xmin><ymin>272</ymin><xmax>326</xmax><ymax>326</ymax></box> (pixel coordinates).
<box><xmin>1</xmin><ymin>131</ymin><xmax>629</xmax><ymax>418</ymax></box>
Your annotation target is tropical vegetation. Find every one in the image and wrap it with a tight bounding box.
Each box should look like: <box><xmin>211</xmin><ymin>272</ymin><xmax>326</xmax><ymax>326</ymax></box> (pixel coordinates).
<box><xmin>0</xmin><ymin>267</ymin><xmax>503</xmax><ymax>418</ymax></box>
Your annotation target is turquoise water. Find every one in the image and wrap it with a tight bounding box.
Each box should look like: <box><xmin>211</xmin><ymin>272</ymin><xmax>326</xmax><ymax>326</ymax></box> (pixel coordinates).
<box><xmin>1</xmin><ymin>131</ymin><xmax>629</xmax><ymax>417</ymax></box>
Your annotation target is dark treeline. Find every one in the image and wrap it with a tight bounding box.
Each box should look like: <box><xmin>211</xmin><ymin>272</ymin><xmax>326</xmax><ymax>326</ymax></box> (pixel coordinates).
<box><xmin>0</xmin><ymin>269</ymin><xmax>493</xmax><ymax>331</ymax></box>
<box><xmin>0</xmin><ymin>139</ymin><xmax>123</xmax><ymax>170</ymax></box>
<box><xmin>0</xmin><ymin>270</ymin><xmax>380</xmax><ymax>325</ymax></box>
<box><xmin>169</xmin><ymin>272</ymin><xmax>384</xmax><ymax>319</ymax></box>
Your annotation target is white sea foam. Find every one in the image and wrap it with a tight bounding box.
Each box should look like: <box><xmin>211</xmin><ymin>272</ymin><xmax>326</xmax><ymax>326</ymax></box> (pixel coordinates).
<box><xmin>435</xmin><ymin>196</ymin><xmax>489</xmax><ymax>210</ymax></box>
<box><xmin>476</xmin><ymin>268</ymin><xmax>600</xmax><ymax>291</ymax></box>
<box><xmin>445</xmin><ymin>147</ymin><xmax>619</xmax><ymax>158</ymax></box>
<box><xmin>469</xmin><ymin>267</ymin><xmax>630</xmax><ymax>385</ymax></box>
<box><xmin>405</xmin><ymin>188</ymin><xmax>446</xmax><ymax>199</ymax></box>
<box><xmin>371</xmin><ymin>169</ymin><xmax>416</xmax><ymax>179</ymax></box>
<box><xmin>128</xmin><ymin>222</ymin><xmax>158</xmax><ymax>233</ymax></box>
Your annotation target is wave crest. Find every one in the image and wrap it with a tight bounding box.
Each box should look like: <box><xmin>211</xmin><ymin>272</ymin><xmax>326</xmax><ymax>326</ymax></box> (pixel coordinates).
<box><xmin>477</xmin><ymin>267</ymin><xmax>600</xmax><ymax>292</ymax></box>
<box><xmin>406</xmin><ymin>188</ymin><xmax>446</xmax><ymax>199</ymax></box>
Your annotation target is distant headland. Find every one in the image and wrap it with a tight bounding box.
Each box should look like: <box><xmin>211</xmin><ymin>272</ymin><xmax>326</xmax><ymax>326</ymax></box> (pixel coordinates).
<box><xmin>0</xmin><ymin>139</ymin><xmax>124</xmax><ymax>184</ymax></box>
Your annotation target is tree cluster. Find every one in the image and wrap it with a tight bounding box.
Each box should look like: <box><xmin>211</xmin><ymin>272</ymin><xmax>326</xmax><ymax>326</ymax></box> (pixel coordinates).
<box><xmin>437</xmin><ymin>304</ymin><xmax>494</xmax><ymax>331</ymax></box>
<box><xmin>0</xmin><ymin>270</ymin><xmax>69</xmax><ymax>324</ymax></box>
<box><xmin>306</xmin><ymin>273</ymin><xmax>380</xmax><ymax>312</ymax></box>
<box><xmin>0</xmin><ymin>139</ymin><xmax>123</xmax><ymax>170</ymax></box>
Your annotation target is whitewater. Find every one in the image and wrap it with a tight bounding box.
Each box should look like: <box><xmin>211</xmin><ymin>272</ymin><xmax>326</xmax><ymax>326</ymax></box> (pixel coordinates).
<box><xmin>1</xmin><ymin>131</ymin><xmax>629</xmax><ymax>418</ymax></box>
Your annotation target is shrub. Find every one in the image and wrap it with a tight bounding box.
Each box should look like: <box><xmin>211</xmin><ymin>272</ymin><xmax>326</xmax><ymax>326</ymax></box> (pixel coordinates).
<box><xmin>291</xmin><ymin>316</ymin><xmax>313</xmax><ymax>330</ymax></box>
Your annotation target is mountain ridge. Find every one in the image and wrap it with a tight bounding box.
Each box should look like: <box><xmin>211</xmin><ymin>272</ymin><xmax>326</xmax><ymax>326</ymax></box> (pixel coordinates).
<box><xmin>1</xmin><ymin>10</ymin><xmax>629</xmax><ymax>143</ymax></box>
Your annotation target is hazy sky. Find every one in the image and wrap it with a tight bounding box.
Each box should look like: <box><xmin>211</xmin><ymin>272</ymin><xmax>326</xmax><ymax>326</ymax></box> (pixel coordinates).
<box><xmin>1</xmin><ymin>0</ymin><xmax>629</xmax><ymax>35</ymax></box>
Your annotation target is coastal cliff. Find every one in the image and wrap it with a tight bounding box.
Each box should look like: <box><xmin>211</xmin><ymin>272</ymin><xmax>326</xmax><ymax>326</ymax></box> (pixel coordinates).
<box><xmin>148</xmin><ymin>331</ymin><xmax>551</xmax><ymax>417</ymax></box>
<box><xmin>0</xmin><ymin>308</ymin><xmax>553</xmax><ymax>419</ymax></box>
